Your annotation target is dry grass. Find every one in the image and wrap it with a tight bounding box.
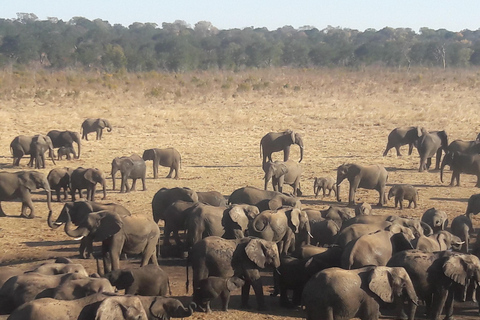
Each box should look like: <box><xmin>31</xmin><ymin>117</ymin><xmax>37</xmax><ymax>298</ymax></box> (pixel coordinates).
<box><xmin>1</xmin><ymin>67</ymin><xmax>480</xmax><ymax>319</ymax></box>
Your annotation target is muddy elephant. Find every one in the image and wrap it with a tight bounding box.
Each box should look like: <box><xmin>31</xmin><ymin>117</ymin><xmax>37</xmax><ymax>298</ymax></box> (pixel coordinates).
<box><xmin>387</xmin><ymin>250</ymin><xmax>480</xmax><ymax>320</ymax></box>
<box><xmin>263</xmin><ymin>160</ymin><xmax>302</xmax><ymax>196</ymax></box>
<box><xmin>70</xmin><ymin>167</ymin><xmax>107</xmax><ymax>201</ymax></box>
<box><xmin>260</xmin><ymin>130</ymin><xmax>304</xmax><ymax>167</ymax></box>
<box><xmin>10</xmin><ymin>134</ymin><xmax>56</xmax><ymax>168</ymax></box>
<box><xmin>383</xmin><ymin>126</ymin><xmax>425</xmax><ymax>157</ymax></box>
<box><xmin>388</xmin><ymin>184</ymin><xmax>418</xmax><ymax>209</ymax></box>
<box><xmin>8</xmin><ymin>294</ymin><xmax>148</xmax><ymax>320</ymax></box>
<box><xmin>440</xmin><ymin>151</ymin><xmax>480</xmax><ymax>187</ymax></box>
<box><xmin>187</xmin><ymin>236</ymin><xmax>280</xmax><ymax>310</ymax></box>
<box><xmin>313</xmin><ymin>176</ymin><xmax>336</xmax><ymax>198</ymax></box>
<box><xmin>106</xmin><ymin>265</ymin><xmax>170</xmax><ymax>296</ymax></box>
<box><xmin>142</xmin><ymin>147</ymin><xmax>181</xmax><ymax>179</ymax></box>
<box><xmin>48</xmin><ymin>200</ymin><xmax>131</xmax><ymax>259</ymax></box>
<box><xmin>421</xmin><ymin>208</ymin><xmax>448</xmax><ymax>233</ymax></box>
<box><xmin>47</xmin><ymin>130</ymin><xmax>81</xmax><ymax>159</ymax></box>
<box><xmin>47</xmin><ymin>167</ymin><xmax>73</xmax><ymax>202</ymax></box>
<box><xmin>152</xmin><ymin>187</ymin><xmax>199</xmax><ymax>223</ymax></box>
<box><xmin>451</xmin><ymin>214</ymin><xmax>474</xmax><ymax>253</ymax></box>
<box><xmin>62</xmin><ymin>209</ymin><xmax>160</xmax><ymax>272</ymax></box>
<box><xmin>81</xmin><ymin>118</ymin><xmax>112</xmax><ymax>140</ymax></box>
<box><xmin>0</xmin><ymin>171</ymin><xmax>52</xmax><ymax>218</ymax></box>
<box><xmin>111</xmin><ymin>153</ymin><xmax>146</xmax><ymax>192</ymax></box>
<box><xmin>416</xmin><ymin>130</ymin><xmax>448</xmax><ymax>172</ymax></box>
<box><xmin>136</xmin><ymin>296</ymin><xmax>195</xmax><ymax>320</ymax></box>
<box><xmin>302</xmin><ymin>266</ymin><xmax>418</xmax><ymax>320</ymax></box>
<box><xmin>192</xmin><ymin>276</ymin><xmax>244</xmax><ymax>312</ymax></box>
<box><xmin>336</xmin><ymin>163</ymin><xmax>388</xmax><ymax>207</ymax></box>
<box><xmin>228</xmin><ymin>186</ymin><xmax>301</xmax><ymax>211</ymax></box>
<box><xmin>412</xmin><ymin>230</ymin><xmax>463</xmax><ymax>252</ymax></box>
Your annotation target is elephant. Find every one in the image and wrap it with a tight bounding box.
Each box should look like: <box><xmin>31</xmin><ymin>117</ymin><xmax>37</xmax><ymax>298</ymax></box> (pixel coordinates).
<box><xmin>341</xmin><ymin>229</ymin><xmax>415</xmax><ymax>269</ymax></box>
<box><xmin>260</xmin><ymin>129</ymin><xmax>304</xmax><ymax>167</ymax></box>
<box><xmin>336</xmin><ymin>163</ymin><xmax>388</xmax><ymax>207</ymax></box>
<box><xmin>197</xmin><ymin>191</ymin><xmax>227</xmax><ymax>206</ymax></box>
<box><xmin>221</xmin><ymin>204</ymin><xmax>260</xmax><ymax>240</ymax></box>
<box><xmin>151</xmin><ymin>187</ymin><xmax>199</xmax><ymax>223</ymax></box>
<box><xmin>320</xmin><ymin>205</ymin><xmax>354</xmax><ymax>229</ymax></box>
<box><xmin>388</xmin><ymin>184</ymin><xmax>418</xmax><ymax>209</ymax></box>
<box><xmin>383</xmin><ymin>126</ymin><xmax>425</xmax><ymax>157</ymax></box>
<box><xmin>47</xmin><ymin>130</ymin><xmax>81</xmax><ymax>159</ymax></box>
<box><xmin>387</xmin><ymin>250</ymin><xmax>480</xmax><ymax>320</ymax></box>
<box><xmin>61</xmin><ymin>209</ymin><xmax>160</xmax><ymax>272</ymax></box>
<box><xmin>8</xmin><ymin>294</ymin><xmax>148</xmax><ymax>320</ymax></box>
<box><xmin>355</xmin><ymin>202</ymin><xmax>372</xmax><ymax>216</ymax></box>
<box><xmin>161</xmin><ymin>200</ymin><xmax>197</xmax><ymax>247</ymax></box>
<box><xmin>416</xmin><ymin>130</ymin><xmax>449</xmax><ymax>172</ymax></box>
<box><xmin>0</xmin><ymin>267</ymin><xmax>24</xmax><ymax>289</ymax></box>
<box><xmin>313</xmin><ymin>176</ymin><xmax>336</xmax><ymax>198</ymax></box>
<box><xmin>192</xmin><ymin>276</ymin><xmax>244</xmax><ymax>312</ymax></box>
<box><xmin>440</xmin><ymin>151</ymin><xmax>480</xmax><ymax>187</ymax></box>
<box><xmin>70</xmin><ymin>167</ymin><xmax>107</xmax><ymax>201</ymax></box>
<box><xmin>302</xmin><ymin>266</ymin><xmax>418</xmax><ymax>320</ymax></box>
<box><xmin>466</xmin><ymin>193</ymin><xmax>480</xmax><ymax>216</ymax></box>
<box><xmin>48</xmin><ymin>200</ymin><xmax>131</xmax><ymax>259</ymax></box>
<box><xmin>111</xmin><ymin>153</ymin><xmax>147</xmax><ymax>193</ymax></box>
<box><xmin>81</xmin><ymin>118</ymin><xmax>112</xmax><ymax>140</ymax></box>
<box><xmin>47</xmin><ymin>167</ymin><xmax>73</xmax><ymax>202</ymax></box>
<box><xmin>142</xmin><ymin>148</ymin><xmax>181</xmax><ymax>179</ymax></box>
<box><xmin>228</xmin><ymin>186</ymin><xmax>301</xmax><ymax>212</ymax></box>
<box><xmin>447</xmin><ymin>138</ymin><xmax>480</xmax><ymax>154</ymax></box>
<box><xmin>451</xmin><ymin>214</ymin><xmax>474</xmax><ymax>253</ymax></box>
<box><xmin>136</xmin><ymin>296</ymin><xmax>195</xmax><ymax>320</ymax></box>
<box><xmin>421</xmin><ymin>207</ymin><xmax>448</xmax><ymax>233</ymax></box>
<box><xmin>187</xmin><ymin>236</ymin><xmax>280</xmax><ymax>310</ymax></box>
<box><xmin>263</xmin><ymin>160</ymin><xmax>302</xmax><ymax>196</ymax></box>
<box><xmin>412</xmin><ymin>230</ymin><xmax>464</xmax><ymax>252</ymax></box>
<box><xmin>185</xmin><ymin>203</ymin><xmax>227</xmax><ymax>249</ymax></box>
<box><xmin>309</xmin><ymin>219</ymin><xmax>340</xmax><ymax>246</ymax></box>
<box><xmin>106</xmin><ymin>265</ymin><xmax>170</xmax><ymax>296</ymax></box>
<box><xmin>272</xmin><ymin>255</ymin><xmax>309</xmax><ymax>308</ymax></box>
<box><xmin>52</xmin><ymin>276</ymin><xmax>115</xmax><ymax>300</ymax></box>
<box><xmin>56</xmin><ymin>146</ymin><xmax>75</xmax><ymax>160</ymax></box>
<box><xmin>10</xmin><ymin>134</ymin><xmax>56</xmax><ymax>168</ymax></box>
<box><xmin>29</xmin><ymin>262</ymin><xmax>89</xmax><ymax>277</ymax></box>
<box><xmin>0</xmin><ymin>171</ymin><xmax>52</xmax><ymax>218</ymax></box>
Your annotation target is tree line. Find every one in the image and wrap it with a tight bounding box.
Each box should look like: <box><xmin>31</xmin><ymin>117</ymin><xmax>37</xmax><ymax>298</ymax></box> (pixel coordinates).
<box><xmin>1</xmin><ymin>13</ymin><xmax>480</xmax><ymax>72</ymax></box>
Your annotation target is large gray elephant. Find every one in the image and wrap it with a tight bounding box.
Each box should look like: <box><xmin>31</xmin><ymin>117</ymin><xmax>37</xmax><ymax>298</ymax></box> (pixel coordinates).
<box><xmin>81</xmin><ymin>118</ymin><xmax>112</xmax><ymax>140</ymax></box>
<box><xmin>47</xmin><ymin>130</ymin><xmax>81</xmax><ymax>159</ymax></box>
<box><xmin>111</xmin><ymin>153</ymin><xmax>146</xmax><ymax>192</ymax></box>
<box><xmin>70</xmin><ymin>167</ymin><xmax>107</xmax><ymax>201</ymax></box>
<box><xmin>440</xmin><ymin>151</ymin><xmax>480</xmax><ymax>187</ymax></box>
<box><xmin>185</xmin><ymin>203</ymin><xmax>226</xmax><ymax>248</ymax></box>
<box><xmin>451</xmin><ymin>214</ymin><xmax>474</xmax><ymax>253</ymax></box>
<box><xmin>61</xmin><ymin>209</ymin><xmax>160</xmax><ymax>272</ymax></box>
<box><xmin>421</xmin><ymin>208</ymin><xmax>448</xmax><ymax>233</ymax></box>
<box><xmin>187</xmin><ymin>236</ymin><xmax>280</xmax><ymax>310</ymax></box>
<box><xmin>106</xmin><ymin>265</ymin><xmax>170</xmax><ymax>296</ymax></box>
<box><xmin>302</xmin><ymin>266</ymin><xmax>418</xmax><ymax>320</ymax></box>
<box><xmin>263</xmin><ymin>160</ymin><xmax>302</xmax><ymax>196</ymax></box>
<box><xmin>260</xmin><ymin>130</ymin><xmax>304</xmax><ymax>167</ymax></box>
<box><xmin>383</xmin><ymin>126</ymin><xmax>425</xmax><ymax>157</ymax></box>
<box><xmin>8</xmin><ymin>294</ymin><xmax>148</xmax><ymax>320</ymax></box>
<box><xmin>221</xmin><ymin>204</ymin><xmax>260</xmax><ymax>239</ymax></box>
<box><xmin>412</xmin><ymin>230</ymin><xmax>463</xmax><ymax>252</ymax></box>
<box><xmin>151</xmin><ymin>187</ymin><xmax>199</xmax><ymax>223</ymax></box>
<box><xmin>47</xmin><ymin>167</ymin><xmax>73</xmax><ymax>202</ymax></box>
<box><xmin>0</xmin><ymin>171</ymin><xmax>52</xmax><ymax>218</ymax></box>
<box><xmin>336</xmin><ymin>163</ymin><xmax>388</xmax><ymax>207</ymax></box>
<box><xmin>142</xmin><ymin>147</ymin><xmax>181</xmax><ymax>179</ymax></box>
<box><xmin>416</xmin><ymin>130</ymin><xmax>449</xmax><ymax>172</ymax></box>
<box><xmin>10</xmin><ymin>134</ymin><xmax>56</xmax><ymax>168</ymax></box>
<box><xmin>228</xmin><ymin>186</ymin><xmax>301</xmax><ymax>211</ymax></box>
<box><xmin>48</xmin><ymin>200</ymin><xmax>131</xmax><ymax>259</ymax></box>
<box><xmin>447</xmin><ymin>137</ymin><xmax>480</xmax><ymax>154</ymax></box>
<box><xmin>387</xmin><ymin>250</ymin><xmax>480</xmax><ymax>320</ymax></box>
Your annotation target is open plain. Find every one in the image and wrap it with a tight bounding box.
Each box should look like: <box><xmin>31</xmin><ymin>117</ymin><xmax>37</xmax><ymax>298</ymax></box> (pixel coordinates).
<box><xmin>1</xmin><ymin>67</ymin><xmax>480</xmax><ymax>319</ymax></box>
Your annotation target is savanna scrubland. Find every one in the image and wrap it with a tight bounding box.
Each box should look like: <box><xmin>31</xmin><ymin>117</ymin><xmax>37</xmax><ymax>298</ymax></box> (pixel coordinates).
<box><xmin>1</xmin><ymin>67</ymin><xmax>480</xmax><ymax>319</ymax></box>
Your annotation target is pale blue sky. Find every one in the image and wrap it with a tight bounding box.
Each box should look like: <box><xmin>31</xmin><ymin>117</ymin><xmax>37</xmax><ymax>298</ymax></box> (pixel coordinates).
<box><xmin>2</xmin><ymin>0</ymin><xmax>479</xmax><ymax>32</ymax></box>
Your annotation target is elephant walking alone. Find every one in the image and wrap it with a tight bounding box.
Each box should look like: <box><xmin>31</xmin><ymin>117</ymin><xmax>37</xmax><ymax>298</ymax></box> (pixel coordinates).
<box><xmin>260</xmin><ymin>130</ymin><xmax>304</xmax><ymax>167</ymax></box>
<box><xmin>81</xmin><ymin>118</ymin><xmax>112</xmax><ymax>140</ymax></box>
<box><xmin>142</xmin><ymin>148</ymin><xmax>181</xmax><ymax>179</ymax></box>
<box><xmin>111</xmin><ymin>153</ymin><xmax>146</xmax><ymax>192</ymax></box>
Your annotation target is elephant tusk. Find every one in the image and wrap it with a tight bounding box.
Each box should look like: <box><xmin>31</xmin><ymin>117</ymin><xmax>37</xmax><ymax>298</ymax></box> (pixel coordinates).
<box><xmin>275</xmin><ymin>268</ymin><xmax>282</xmax><ymax>276</ymax></box>
<box><xmin>308</xmin><ymin>231</ymin><xmax>313</xmax><ymax>238</ymax></box>
<box><xmin>74</xmin><ymin>236</ymin><xmax>84</xmax><ymax>241</ymax></box>
<box><xmin>54</xmin><ymin>222</ymin><xmax>63</xmax><ymax>226</ymax></box>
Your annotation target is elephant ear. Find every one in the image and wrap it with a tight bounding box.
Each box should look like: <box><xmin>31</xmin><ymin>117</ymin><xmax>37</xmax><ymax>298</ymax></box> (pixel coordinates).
<box><xmin>245</xmin><ymin>238</ymin><xmax>267</xmax><ymax>268</ymax></box>
<box><xmin>95</xmin><ymin>296</ymin><xmax>145</xmax><ymax>320</ymax></box>
<box><xmin>290</xmin><ymin>130</ymin><xmax>296</xmax><ymax>143</ymax></box>
<box><xmin>91</xmin><ymin>211</ymin><xmax>123</xmax><ymax>242</ymax></box>
<box><xmin>274</xmin><ymin>163</ymin><xmax>288</xmax><ymax>178</ymax></box>
<box><xmin>228</xmin><ymin>206</ymin><xmax>248</xmax><ymax>230</ymax></box>
<box><xmin>18</xmin><ymin>172</ymin><xmax>37</xmax><ymax>191</ymax></box>
<box><xmin>287</xmin><ymin>208</ymin><xmax>301</xmax><ymax>233</ymax></box>
<box><xmin>443</xmin><ymin>255</ymin><xmax>468</xmax><ymax>286</ymax></box>
<box><xmin>117</xmin><ymin>271</ymin><xmax>135</xmax><ymax>289</ymax></box>
<box><xmin>84</xmin><ymin>169</ymin><xmax>97</xmax><ymax>184</ymax></box>
<box><xmin>243</xmin><ymin>205</ymin><xmax>260</xmax><ymax>220</ymax></box>
<box><xmin>390</xmin><ymin>232</ymin><xmax>414</xmax><ymax>252</ymax></box>
<box><xmin>369</xmin><ymin>267</ymin><xmax>394</xmax><ymax>303</ymax></box>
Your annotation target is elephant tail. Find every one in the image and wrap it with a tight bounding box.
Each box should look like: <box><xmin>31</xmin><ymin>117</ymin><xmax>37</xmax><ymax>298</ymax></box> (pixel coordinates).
<box><xmin>185</xmin><ymin>253</ymin><xmax>190</xmax><ymax>293</ymax></box>
<box><xmin>260</xmin><ymin>140</ymin><xmax>262</xmax><ymax>159</ymax></box>
<box><xmin>252</xmin><ymin>214</ymin><xmax>269</xmax><ymax>233</ymax></box>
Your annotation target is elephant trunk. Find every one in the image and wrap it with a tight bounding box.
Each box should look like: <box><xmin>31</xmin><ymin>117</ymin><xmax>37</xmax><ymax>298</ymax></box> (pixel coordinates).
<box><xmin>405</xmin><ymin>281</ymin><xmax>419</xmax><ymax>307</ymax></box>
<box><xmin>64</xmin><ymin>212</ymin><xmax>89</xmax><ymax>239</ymax></box>
<box><xmin>440</xmin><ymin>156</ymin><xmax>448</xmax><ymax>183</ymax></box>
<box><xmin>298</xmin><ymin>145</ymin><xmax>303</xmax><ymax>163</ymax></box>
<box><xmin>47</xmin><ymin>209</ymin><xmax>61</xmax><ymax>229</ymax></box>
<box><xmin>101</xmin><ymin>178</ymin><xmax>107</xmax><ymax>200</ymax></box>
<box><xmin>43</xmin><ymin>179</ymin><xmax>53</xmax><ymax>213</ymax></box>
<box><xmin>74</xmin><ymin>132</ymin><xmax>81</xmax><ymax>159</ymax></box>
<box><xmin>264</xmin><ymin>172</ymin><xmax>271</xmax><ymax>191</ymax></box>
<box><xmin>336</xmin><ymin>184</ymin><xmax>341</xmax><ymax>202</ymax></box>
<box><xmin>111</xmin><ymin>169</ymin><xmax>117</xmax><ymax>191</ymax></box>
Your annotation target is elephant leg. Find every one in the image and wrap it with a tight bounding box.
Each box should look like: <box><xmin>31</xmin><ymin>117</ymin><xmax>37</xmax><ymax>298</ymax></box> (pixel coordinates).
<box><xmin>141</xmin><ymin>240</ymin><xmax>158</xmax><ymax>266</ymax></box>
<box><xmin>435</xmin><ymin>149</ymin><xmax>442</xmax><ymax>170</ymax></box>
<box><xmin>284</xmin><ymin>146</ymin><xmax>291</xmax><ymax>162</ymax></box>
<box><xmin>20</xmin><ymin>190</ymin><xmax>35</xmax><ymax>218</ymax></box>
<box><xmin>399</xmin><ymin>196</ymin><xmax>404</xmax><ymax>209</ymax></box>
<box><xmin>348</xmin><ymin>179</ymin><xmax>360</xmax><ymax>206</ymax></box>
<box><xmin>152</xmin><ymin>159</ymin><xmax>159</xmax><ymax>179</ymax></box>
<box><xmin>395</xmin><ymin>146</ymin><xmax>402</xmax><ymax>157</ymax></box>
<box><xmin>251</xmin><ymin>278</ymin><xmax>266</xmax><ymax>310</ymax></box>
<box><xmin>130</xmin><ymin>178</ymin><xmax>137</xmax><ymax>191</ymax></box>
<box><xmin>221</xmin><ymin>291</ymin><xmax>231</xmax><ymax>311</ymax></box>
<box><xmin>141</xmin><ymin>177</ymin><xmax>146</xmax><ymax>191</ymax></box>
<box><xmin>383</xmin><ymin>144</ymin><xmax>392</xmax><ymax>157</ymax></box>
<box><xmin>431</xmin><ymin>287</ymin><xmax>449</xmax><ymax>320</ymax></box>
<box><xmin>0</xmin><ymin>202</ymin><xmax>6</xmax><ymax>217</ymax></box>
<box><xmin>443</xmin><ymin>290</ymin><xmax>455</xmax><ymax>320</ymax></box>
<box><xmin>240</xmin><ymin>282</ymin><xmax>251</xmax><ymax>309</ymax></box>
<box><xmin>408</xmin><ymin>143</ymin><xmax>414</xmax><ymax>156</ymax></box>
<box><xmin>426</xmin><ymin>157</ymin><xmax>432</xmax><ymax>170</ymax></box>
<box><xmin>476</xmin><ymin>175</ymin><xmax>480</xmax><ymax>188</ymax></box>
<box><xmin>102</xmin><ymin>243</ymin><xmax>112</xmax><ymax>274</ymax></box>
<box><xmin>55</xmin><ymin>188</ymin><xmax>61</xmax><ymax>202</ymax></box>
<box><xmin>166</xmin><ymin>167</ymin><xmax>174</xmax><ymax>178</ymax></box>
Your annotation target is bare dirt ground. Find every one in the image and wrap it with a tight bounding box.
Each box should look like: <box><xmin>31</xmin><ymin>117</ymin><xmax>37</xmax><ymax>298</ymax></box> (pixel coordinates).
<box><xmin>1</xmin><ymin>67</ymin><xmax>480</xmax><ymax>319</ymax></box>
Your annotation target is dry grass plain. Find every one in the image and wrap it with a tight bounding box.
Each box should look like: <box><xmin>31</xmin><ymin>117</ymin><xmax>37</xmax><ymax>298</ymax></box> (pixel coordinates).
<box><xmin>1</xmin><ymin>67</ymin><xmax>480</xmax><ymax>319</ymax></box>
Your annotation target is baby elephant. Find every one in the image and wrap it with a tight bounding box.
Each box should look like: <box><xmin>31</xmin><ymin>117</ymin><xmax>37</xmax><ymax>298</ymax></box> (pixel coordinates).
<box><xmin>57</xmin><ymin>146</ymin><xmax>75</xmax><ymax>160</ymax></box>
<box><xmin>106</xmin><ymin>264</ymin><xmax>170</xmax><ymax>296</ymax></box>
<box><xmin>193</xmin><ymin>276</ymin><xmax>244</xmax><ymax>313</ymax></box>
<box><xmin>388</xmin><ymin>184</ymin><xmax>418</xmax><ymax>209</ymax></box>
<box><xmin>313</xmin><ymin>177</ymin><xmax>336</xmax><ymax>198</ymax></box>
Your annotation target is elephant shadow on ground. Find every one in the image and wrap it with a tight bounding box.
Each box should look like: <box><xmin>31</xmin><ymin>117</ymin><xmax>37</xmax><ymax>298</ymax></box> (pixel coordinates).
<box><xmin>384</xmin><ymin>167</ymin><xmax>419</xmax><ymax>172</ymax></box>
<box><xmin>300</xmin><ymin>199</ymin><xmax>341</xmax><ymax>207</ymax></box>
<box><xmin>23</xmin><ymin>240</ymin><xmax>80</xmax><ymax>247</ymax></box>
<box><xmin>430</xmin><ymin>197</ymin><xmax>468</xmax><ymax>203</ymax></box>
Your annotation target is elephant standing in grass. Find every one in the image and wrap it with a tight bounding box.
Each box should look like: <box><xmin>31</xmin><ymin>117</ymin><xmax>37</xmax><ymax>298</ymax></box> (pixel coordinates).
<box><xmin>70</xmin><ymin>167</ymin><xmax>107</xmax><ymax>201</ymax></box>
<box><xmin>383</xmin><ymin>126</ymin><xmax>425</xmax><ymax>157</ymax></box>
<box><xmin>81</xmin><ymin>118</ymin><xmax>112</xmax><ymax>140</ymax></box>
<box><xmin>263</xmin><ymin>160</ymin><xmax>302</xmax><ymax>196</ymax></box>
<box><xmin>440</xmin><ymin>151</ymin><xmax>480</xmax><ymax>187</ymax></box>
<box><xmin>313</xmin><ymin>177</ymin><xmax>336</xmax><ymax>198</ymax></box>
<box><xmin>416</xmin><ymin>130</ymin><xmax>448</xmax><ymax>172</ymax></box>
<box><xmin>142</xmin><ymin>148</ymin><xmax>181</xmax><ymax>179</ymax></box>
<box><xmin>260</xmin><ymin>130</ymin><xmax>304</xmax><ymax>167</ymax></box>
<box><xmin>47</xmin><ymin>130</ymin><xmax>81</xmax><ymax>159</ymax></box>
<box><xmin>336</xmin><ymin>163</ymin><xmax>388</xmax><ymax>207</ymax></box>
<box><xmin>0</xmin><ymin>171</ymin><xmax>52</xmax><ymax>218</ymax></box>
<box><xmin>111</xmin><ymin>154</ymin><xmax>146</xmax><ymax>193</ymax></box>
<box><xmin>47</xmin><ymin>167</ymin><xmax>72</xmax><ymax>202</ymax></box>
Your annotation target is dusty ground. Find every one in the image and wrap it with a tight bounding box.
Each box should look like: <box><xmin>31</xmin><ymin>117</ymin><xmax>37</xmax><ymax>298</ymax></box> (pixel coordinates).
<box><xmin>1</xmin><ymin>67</ymin><xmax>480</xmax><ymax>319</ymax></box>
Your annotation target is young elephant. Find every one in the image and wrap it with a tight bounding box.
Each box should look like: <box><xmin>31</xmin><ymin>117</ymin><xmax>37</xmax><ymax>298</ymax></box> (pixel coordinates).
<box><xmin>106</xmin><ymin>265</ymin><xmax>171</xmax><ymax>296</ymax></box>
<box><xmin>451</xmin><ymin>214</ymin><xmax>474</xmax><ymax>253</ymax></box>
<box><xmin>388</xmin><ymin>184</ymin><xmax>418</xmax><ymax>209</ymax></box>
<box><xmin>47</xmin><ymin>167</ymin><xmax>72</xmax><ymax>202</ymax></box>
<box><xmin>313</xmin><ymin>177</ymin><xmax>336</xmax><ymax>198</ymax></box>
<box><xmin>302</xmin><ymin>266</ymin><xmax>418</xmax><ymax>320</ymax></box>
<box><xmin>57</xmin><ymin>146</ymin><xmax>75</xmax><ymax>160</ymax></box>
<box><xmin>193</xmin><ymin>276</ymin><xmax>244</xmax><ymax>312</ymax></box>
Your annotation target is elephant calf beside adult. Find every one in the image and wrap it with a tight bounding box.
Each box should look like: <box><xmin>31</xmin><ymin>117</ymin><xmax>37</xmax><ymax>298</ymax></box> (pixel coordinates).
<box><xmin>142</xmin><ymin>147</ymin><xmax>181</xmax><ymax>179</ymax></box>
<box><xmin>111</xmin><ymin>153</ymin><xmax>146</xmax><ymax>193</ymax></box>
<box><xmin>260</xmin><ymin>129</ymin><xmax>304</xmax><ymax>167</ymax></box>
<box><xmin>81</xmin><ymin>118</ymin><xmax>112</xmax><ymax>140</ymax></box>
<box><xmin>263</xmin><ymin>159</ymin><xmax>302</xmax><ymax>196</ymax></box>
<box><xmin>47</xmin><ymin>130</ymin><xmax>81</xmax><ymax>159</ymax></box>
<box><xmin>10</xmin><ymin>134</ymin><xmax>56</xmax><ymax>168</ymax></box>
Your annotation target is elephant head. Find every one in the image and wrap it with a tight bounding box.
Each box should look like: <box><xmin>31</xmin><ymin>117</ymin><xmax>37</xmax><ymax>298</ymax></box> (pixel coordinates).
<box><xmin>263</xmin><ymin>161</ymin><xmax>288</xmax><ymax>191</ymax></box>
<box><xmin>336</xmin><ymin>164</ymin><xmax>358</xmax><ymax>202</ymax></box>
<box><xmin>321</xmin><ymin>206</ymin><xmax>353</xmax><ymax>229</ymax></box>
<box><xmin>244</xmin><ymin>237</ymin><xmax>281</xmax><ymax>269</ymax></box>
<box><xmin>268</xmin><ymin>194</ymin><xmax>301</xmax><ymax>211</ymax></box>
<box><xmin>443</xmin><ymin>253</ymin><xmax>480</xmax><ymax>288</ymax></box>
<box><xmin>149</xmin><ymin>298</ymin><xmax>195</xmax><ymax>319</ymax></box>
<box><xmin>85</xmin><ymin>168</ymin><xmax>107</xmax><ymax>200</ymax></box>
<box><xmin>223</xmin><ymin>204</ymin><xmax>259</xmax><ymax>239</ymax></box>
<box><xmin>64</xmin><ymin>209</ymin><xmax>122</xmax><ymax>242</ymax></box>
<box><xmin>435</xmin><ymin>231</ymin><xmax>464</xmax><ymax>251</ymax></box>
<box><xmin>421</xmin><ymin>208</ymin><xmax>449</xmax><ymax>233</ymax></box>
<box><xmin>95</xmin><ymin>296</ymin><xmax>147</xmax><ymax>320</ymax></box>
<box><xmin>18</xmin><ymin>171</ymin><xmax>52</xmax><ymax>214</ymax></box>
<box><xmin>355</xmin><ymin>202</ymin><xmax>372</xmax><ymax>216</ymax></box>
<box><xmin>440</xmin><ymin>151</ymin><xmax>456</xmax><ymax>183</ymax></box>
<box><xmin>106</xmin><ymin>269</ymin><xmax>134</xmax><ymax>290</ymax></box>
<box><xmin>48</xmin><ymin>200</ymin><xmax>94</xmax><ymax>229</ymax></box>
<box><xmin>97</xmin><ymin>119</ymin><xmax>113</xmax><ymax>132</ymax></box>
<box><xmin>369</xmin><ymin>266</ymin><xmax>418</xmax><ymax>305</ymax></box>
<box><xmin>142</xmin><ymin>149</ymin><xmax>155</xmax><ymax>161</ymax></box>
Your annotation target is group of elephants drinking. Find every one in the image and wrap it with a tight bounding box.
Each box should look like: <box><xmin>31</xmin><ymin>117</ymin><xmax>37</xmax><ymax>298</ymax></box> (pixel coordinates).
<box><xmin>2</xmin><ymin>125</ymin><xmax>480</xmax><ymax>320</ymax></box>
